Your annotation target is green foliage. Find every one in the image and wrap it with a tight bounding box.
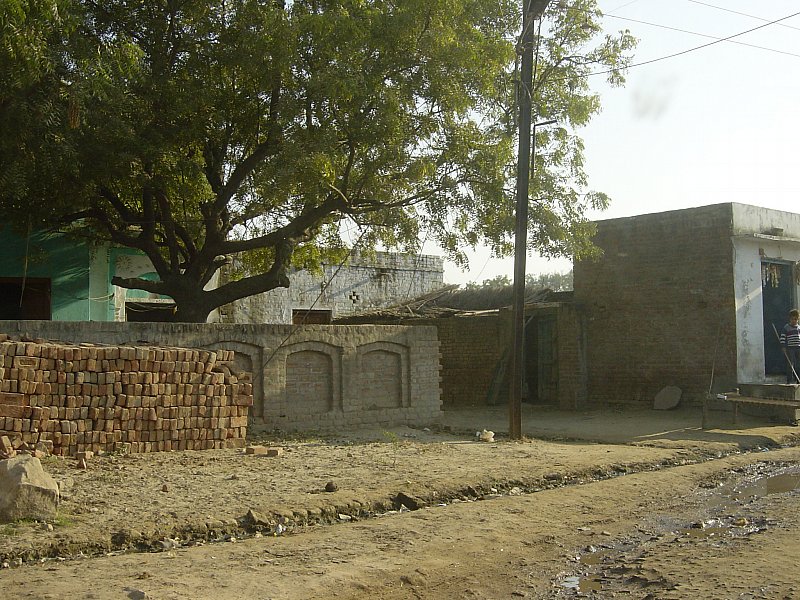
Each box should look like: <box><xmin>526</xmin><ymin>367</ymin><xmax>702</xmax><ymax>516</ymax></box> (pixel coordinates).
<box><xmin>465</xmin><ymin>274</ymin><xmax>512</xmax><ymax>289</ymax></box>
<box><xmin>466</xmin><ymin>269</ymin><xmax>572</xmax><ymax>291</ymax></box>
<box><xmin>527</xmin><ymin>270</ymin><xmax>573</xmax><ymax>291</ymax></box>
<box><xmin>0</xmin><ymin>0</ymin><xmax>634</xmax><ymax>321</ymax></box>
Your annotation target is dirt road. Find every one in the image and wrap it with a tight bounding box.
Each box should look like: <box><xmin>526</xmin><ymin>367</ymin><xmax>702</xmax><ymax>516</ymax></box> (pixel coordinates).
<box><xmin>1</xmin><ymin>407</ymin><xmax>799</xmax><ymax>599</ymax></box>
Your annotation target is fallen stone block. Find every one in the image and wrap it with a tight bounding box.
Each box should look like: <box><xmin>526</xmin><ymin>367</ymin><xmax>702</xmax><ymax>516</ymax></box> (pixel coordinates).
<box><xmin>0</xmin><ymin>454</ymin><xmax>60</xmax><ymax>522</ymax></box>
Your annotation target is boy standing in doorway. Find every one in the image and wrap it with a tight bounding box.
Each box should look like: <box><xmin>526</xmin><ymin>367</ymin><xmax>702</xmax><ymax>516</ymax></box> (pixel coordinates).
<box><xmin>779</xmin><ymin>309</ymin><xmax>800</xmax><ymax>384</ymax></box>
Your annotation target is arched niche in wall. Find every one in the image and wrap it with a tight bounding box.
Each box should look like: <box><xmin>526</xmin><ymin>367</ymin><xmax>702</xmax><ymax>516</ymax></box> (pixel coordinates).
<box><xmin>356</xmin><ymin>341</ymin><xmax>409</xmax><ymax>409</ymax></box>
<box><xmin>282</xmin><ymin>341</ymin><xmax>343</xmax><ymax>413</ymax></box>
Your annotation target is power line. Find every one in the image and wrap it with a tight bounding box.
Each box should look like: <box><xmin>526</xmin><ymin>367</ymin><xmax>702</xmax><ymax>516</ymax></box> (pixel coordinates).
<box><xmin>608</xmin><ymin>0</ymin><xmax>643</xmax><ymax>11</ymax></box>
<box><xmin>685</xmin><ymin>0</ymin><xmax>800</xmax><ymax>33</ymax></box>
<box><xmin>585</xmin><ymin>9</ymin><xmax>800</xmax><ymax>78</ymax></box>
<box><xmin>601</xmin><ymin>13</ymin><xmax>800</xmax><ymax>60</ymax></box>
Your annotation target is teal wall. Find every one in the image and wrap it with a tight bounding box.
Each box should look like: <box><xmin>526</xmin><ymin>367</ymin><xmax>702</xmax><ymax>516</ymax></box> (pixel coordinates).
<box><xmin>0</xmin><ymin>227</ymin><xmax>114</xmax><ymax>321</ymax></box>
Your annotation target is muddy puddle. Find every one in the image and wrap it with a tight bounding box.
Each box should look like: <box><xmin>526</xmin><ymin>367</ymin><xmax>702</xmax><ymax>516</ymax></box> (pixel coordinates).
<box><xmin>554</xmin><ymin>462</ymin><xmax>800</xmax><ymax>597</ymax></box>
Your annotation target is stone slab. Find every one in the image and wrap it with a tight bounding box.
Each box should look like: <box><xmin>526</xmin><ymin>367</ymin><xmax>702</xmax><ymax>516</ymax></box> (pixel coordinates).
<box><xmin>653</xmin><ymin>386</ymin><xmax>682</xmax><ymax>410</ymax></box>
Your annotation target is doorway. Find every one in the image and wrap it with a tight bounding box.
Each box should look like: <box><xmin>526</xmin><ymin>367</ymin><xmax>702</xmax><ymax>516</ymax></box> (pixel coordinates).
<box><xmin>125</xmin><ymin>301</ymin><xmax>176</xmax><ymax>322</ymax></box>
<box><xmin>0</xmin><ymin>277</ymin><xmax>51</xmax><ymax>320</ymax></box>
<box><xmin>762</xmin><ymin>261</ymin><xmax>795</xmax><ymax>376</ymax></box>
<box><xmin>523</xmin><ymin>314</ymin><xmax>558</xmax><ymax>404</ymax></box>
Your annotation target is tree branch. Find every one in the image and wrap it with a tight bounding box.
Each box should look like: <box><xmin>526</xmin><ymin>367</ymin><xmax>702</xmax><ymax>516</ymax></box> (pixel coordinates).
<box><xmin>219</xmin><ymin>193</ymin><xmax>344</xmax><ymax>255</ymax></box>
<box><xmin>202</xmin><ymin>240</ymin><xmax>293</xmax><ymax>307</ymax></box>
<box><xmin>111</xmin><ymin>275</ymin><xmax>164</xmax><ymax>294</ymax></box>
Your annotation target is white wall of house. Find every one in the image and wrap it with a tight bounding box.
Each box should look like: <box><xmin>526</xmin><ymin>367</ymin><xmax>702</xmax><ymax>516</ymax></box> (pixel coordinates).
<box><xmin>732</xmin><ymin>204</ymin><xmax>800</xmax><ymax>382</ymax></box>
<box><xmin>113</xmin><ymin>252</ymin><xmax>221</xmax><ymax>322</ymax></box>
<box><xmin>221</xmin><ymin>252</ymin><xmax>445</xmax><ymax>324</ymax></box>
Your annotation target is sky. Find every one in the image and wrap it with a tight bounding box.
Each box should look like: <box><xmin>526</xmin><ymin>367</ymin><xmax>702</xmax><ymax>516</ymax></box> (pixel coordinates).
<box><xmin>441</xmin><ymin>0</ymin><xmax>800</xmax><ymax>286</ymax></box>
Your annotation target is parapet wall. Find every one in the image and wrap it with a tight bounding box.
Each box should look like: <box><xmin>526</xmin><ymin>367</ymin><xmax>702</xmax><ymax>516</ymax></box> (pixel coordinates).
<box><xmin>0</xmin><ymin>336</ymin><xmax>252</xmax><ymax>456</ymax></box>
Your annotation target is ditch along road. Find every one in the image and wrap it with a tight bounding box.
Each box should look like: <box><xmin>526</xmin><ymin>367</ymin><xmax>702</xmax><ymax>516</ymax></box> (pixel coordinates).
<box><xmin>1</xmin><ymin>408</ymin><xmax>799</xmax><ymax>599</ymax></box>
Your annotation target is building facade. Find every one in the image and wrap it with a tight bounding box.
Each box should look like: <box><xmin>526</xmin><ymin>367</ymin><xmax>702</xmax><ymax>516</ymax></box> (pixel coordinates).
<box><xmin>220</xmin><ymin>251</ymin><xmax>445</xmax><ymax>324</ymax></box>
<box><xmin>574</xmin><ymin>202</ymin><xmax>800</xmax><ymax>406</ymax></box>
<box><xmin>0</xmin><ymin>228</ymin><xmax>442</xmax><ymax>325</ymax></box>
<box><xmin>0</xmin><ymin>228</ymin><xmax>189</xmax><ymax>322</ymax></box>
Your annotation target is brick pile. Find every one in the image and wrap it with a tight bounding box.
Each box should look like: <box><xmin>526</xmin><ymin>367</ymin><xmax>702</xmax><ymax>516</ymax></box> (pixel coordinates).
<box><xmin>0</xmin><ymin>336</ymin><xmax>253</xmax><ymax>457</ymax></box>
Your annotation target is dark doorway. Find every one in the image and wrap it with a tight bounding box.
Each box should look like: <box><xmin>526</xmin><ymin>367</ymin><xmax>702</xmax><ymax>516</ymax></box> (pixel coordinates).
<box><xmin>523</xmin><ymin>315</ymin><xmax>558</xmax><ymax>404</ymax></box>
<box><xmin>762</xmin><ymin>261</ymin><xmax>794</xmax><ymax>376</ymax></box>
<box><xmin>125</xmin><ymin>302</ymin><xmax>176</xmax><ymax>322</ymax></box>
<box><xmin>292</xmin><ymin>309</ymin><xmax>332</xmax><ymax>324</ymax></box>
<box><xmin>0</xmin><ymin>277</ymin><xmax>51</xmax><ymax>320</ymax></box>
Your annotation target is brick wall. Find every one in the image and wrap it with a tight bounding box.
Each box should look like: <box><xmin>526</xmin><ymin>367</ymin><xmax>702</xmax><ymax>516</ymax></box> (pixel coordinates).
<box><xmin>262</xmin><ymin>331</ymin><xmax>441</xmax><ymax>430</ymax></box>
<box><xmin>555</xmin><ymin>303</ymin><xmax>586</xmax><ymax>410</ymax></box>
<box><xmin>0</xmin><ymin>337</ymin><xmax>252</xmax><ymax>456</ymax></box>
<box><xmin>573</xmin><ymin>204</ymin><xmax>738</xmax><ymax>406</ymax></box>
<box><xmin>0</xmin><ymin>322</ymin><xmax>441</xmax><ymax>432</ymax></box>
<box><xmin>433</xmin><ymin>315</ymin><xmax>508</xmax><ymax>407</ymax></box>
<box><xmin>409</xmin><ymin>307</ymin><xmax>583</xmax><ymax>410</ymax></box>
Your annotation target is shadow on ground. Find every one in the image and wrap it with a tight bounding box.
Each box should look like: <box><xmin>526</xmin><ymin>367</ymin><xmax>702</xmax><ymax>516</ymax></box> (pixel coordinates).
<box><xmin>437</xmin><ymin>404</ymin><xmax>800</xmax><ymax>450</ymax></box>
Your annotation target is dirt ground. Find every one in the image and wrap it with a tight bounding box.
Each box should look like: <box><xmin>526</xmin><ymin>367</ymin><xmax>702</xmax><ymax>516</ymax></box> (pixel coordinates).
<box><xmin>2</xmin><ymin>405</ymin><xmax>800</xmax><ymax>599</ymax></box>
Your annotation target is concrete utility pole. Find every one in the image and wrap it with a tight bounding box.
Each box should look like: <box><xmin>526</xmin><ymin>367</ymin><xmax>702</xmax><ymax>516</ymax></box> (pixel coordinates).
<box><xmin>510</xmin><ymin>0</ymin><xmax>551</xmax><ymax>440</ymax></box>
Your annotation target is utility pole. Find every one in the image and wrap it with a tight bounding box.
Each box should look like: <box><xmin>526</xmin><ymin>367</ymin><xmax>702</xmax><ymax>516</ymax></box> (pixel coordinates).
<box><xmin>510</xmin><ymin>0</ymin><xmax>551</xmax><ymax>440</ymax></box>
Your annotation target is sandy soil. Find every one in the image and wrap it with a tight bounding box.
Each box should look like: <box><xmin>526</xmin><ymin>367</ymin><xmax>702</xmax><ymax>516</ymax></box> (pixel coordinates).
<box><xmin>1</xmin><ymin>406</ymin><xmax>799</xmax><ymax>599</ymax></box>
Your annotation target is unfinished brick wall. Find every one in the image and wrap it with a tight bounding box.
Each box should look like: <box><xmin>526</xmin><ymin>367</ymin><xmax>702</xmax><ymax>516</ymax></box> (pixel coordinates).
<box><xmin>400</xmin><ymin>308</ymin><xmax>584</xmax><ymax>410</ymax></box>
<box><xmin>573</xmin><ymin>204</ymin><xmax>738</xmax><ymax>406</ymax></box>
<box><xmin>430</xmin><ymin>315</ymin><xmax>507</xmax><ymax>407</ymax></box>
<box><xmin>0</xmin><ymin>337</ymin><xmax>253</xmax><ymax>456</ymax></box>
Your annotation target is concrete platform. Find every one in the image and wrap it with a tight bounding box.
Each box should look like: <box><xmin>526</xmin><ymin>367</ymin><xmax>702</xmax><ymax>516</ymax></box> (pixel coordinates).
<box><xmin>723</xmin><ymin>392</ymin><xmax>800</xmax><ymax>425</ymax></box>
<box><xmin>738</xmin><ymin>383</ymin><xmax>800</xmax><ymax>401</ymax></box>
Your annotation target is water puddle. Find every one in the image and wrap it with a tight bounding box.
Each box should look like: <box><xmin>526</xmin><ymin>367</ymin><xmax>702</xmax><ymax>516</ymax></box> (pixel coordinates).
<box><xmin>557</xmin><ymin>464</ymin><xmax>800</xmax><ymax>595</ymax></box>
<box><xmin>705</xmin><ymin>467</ymin><xmax>800</xmax><ymax>511</ymax></box>
<box><xmin>679</xmin><ymin>526</ymin><xmax>727</xmax><ymax>539</ymax></box>
<box><xmin>733</xmin><ymin>472</ymin><xmax>800</xmax><ymax>500</ymax></box>
<box><xmin>560</xmin><ymin>575</ymin><xmax>602</xmax><ymax>593</ymax></box>
<box><xmin>579</xmin><ymin>549</ymin><xmax>609</xmax><ymax>566</ymax></box>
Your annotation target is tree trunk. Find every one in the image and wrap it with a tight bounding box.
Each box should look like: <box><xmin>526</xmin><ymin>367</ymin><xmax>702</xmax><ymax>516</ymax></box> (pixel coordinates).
<box><xmin>170</xmin><ymin>301</ymin><xmax>215</xmax><ymax>323</ymax></box>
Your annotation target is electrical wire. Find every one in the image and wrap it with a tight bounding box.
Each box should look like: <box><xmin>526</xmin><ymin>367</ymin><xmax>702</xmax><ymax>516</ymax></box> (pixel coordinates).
<box><xmin>685</xmin><ymin>0</ymin><xmax>800</xmax><ymax>33</ymax></box>
<box><xmin>608</xmin><ymin>0</ymin><xmax>643</xmax><ymax>11</ymax></box>
<box><xmin>581</xmin><ymin>9</ymin><xmax>800</xmax><ymax>79</ymax></box>
<box><xmin>601</xmin><ymin>12</ymin><xmax>800</xmax><ymax>60</ymax></box>
<box><xmin>19</xmin><ymin>218</ymin><xmax>32</xmax><ymax>309</ymax></box>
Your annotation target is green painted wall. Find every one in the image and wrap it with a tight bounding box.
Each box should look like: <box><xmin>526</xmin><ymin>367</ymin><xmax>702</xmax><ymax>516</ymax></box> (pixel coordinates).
<box><xmin>0</xmin><ymin>227</ymin><xmax>114</xmax><ymax>321</ymax></box>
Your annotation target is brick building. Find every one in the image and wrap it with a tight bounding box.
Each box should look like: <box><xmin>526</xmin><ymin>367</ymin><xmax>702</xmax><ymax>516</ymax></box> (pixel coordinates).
<box><xmin>340</xmin><ymin>203</ymin><xmax>800</xmax><ymax>413</ymax></box>
<box><xmin>574</xmin><ymin>203</ymin><xmax>800</xmax><ymax>406</ymax></box>
<box><xmin>335</xmin><ymin>287</ymin><xmax>584</xmax><ymax>410</ymax></box>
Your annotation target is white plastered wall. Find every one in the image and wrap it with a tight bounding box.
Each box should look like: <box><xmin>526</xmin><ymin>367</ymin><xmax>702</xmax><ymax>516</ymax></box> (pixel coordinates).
<box><xmin>732</xmin><ymin>204</ymin><xmax>800</xmax><ymax>382</ymax></box>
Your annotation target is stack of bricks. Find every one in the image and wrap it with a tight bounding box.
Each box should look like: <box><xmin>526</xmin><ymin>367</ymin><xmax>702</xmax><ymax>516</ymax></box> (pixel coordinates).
<box><xmin>0</xmin><ymin>336</ymin><xmax>253</xmax><ymax>457</ymax></box>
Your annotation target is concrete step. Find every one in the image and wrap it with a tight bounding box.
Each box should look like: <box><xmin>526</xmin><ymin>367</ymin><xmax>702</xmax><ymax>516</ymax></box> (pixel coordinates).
<box><xmin>738</xmin><ymin>383</ymin><xmax>800</xmax><ymax>401</ymax></box>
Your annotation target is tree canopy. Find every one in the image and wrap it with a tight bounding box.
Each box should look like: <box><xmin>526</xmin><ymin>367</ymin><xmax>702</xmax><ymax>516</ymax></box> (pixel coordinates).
<box><xmin>0</xmin><ymin>0</ymin><xmax>635</xmax><ymax>322</ymax></box>
<box><xmin>467</xmin><ymin>270</ymin><xmax>573</xmax><ymax>292</ymax></box>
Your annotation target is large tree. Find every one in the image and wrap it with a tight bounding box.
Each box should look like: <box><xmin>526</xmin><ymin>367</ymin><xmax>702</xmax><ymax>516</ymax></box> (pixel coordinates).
<box><xmin>0</xmin><ymin>0</ymin><xmax>635</xmax><ymax>322</ymax></box>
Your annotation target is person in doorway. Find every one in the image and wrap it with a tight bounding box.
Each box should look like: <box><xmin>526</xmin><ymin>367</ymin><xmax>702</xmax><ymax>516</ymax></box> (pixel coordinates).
<box><xmin>779</xmin><ymin>309</ymin><xmax>800</xmax><ymax>384</ymax></box>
